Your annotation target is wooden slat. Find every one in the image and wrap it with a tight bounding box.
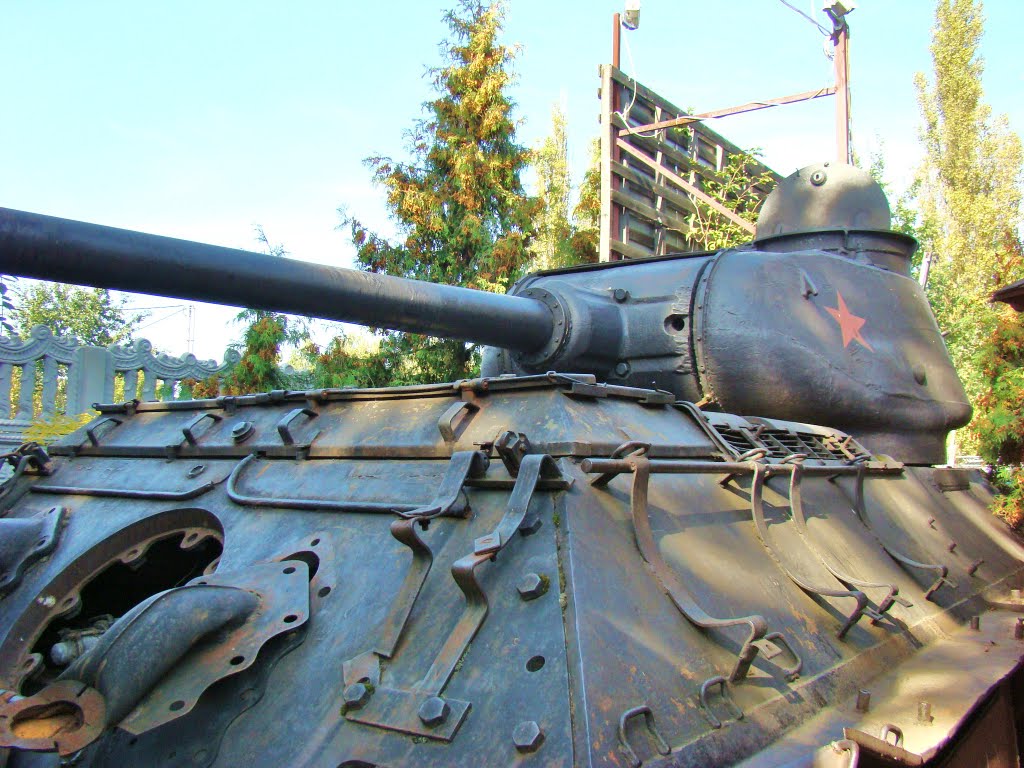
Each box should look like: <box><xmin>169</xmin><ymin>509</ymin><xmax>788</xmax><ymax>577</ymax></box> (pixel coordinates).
<box><xmin>612</xmin><ymin>189</ymin><xmax>693</xmax><ymax>238</ymax></box>
<box><xmin>610</xmin><ymin>113</ymin><xmax>729</xmax><ymax>188</ymax></box>
<box><xmin>613</xmin><ymin>161</ymin><xmax>699</xmax><ymax>216</ymax></box>
<box><xmin>651</xmin><ymin>103</ymin><xmax>666</xmax><ymax>256</ymax></box>
<box><xmin>609</xmin><ymin>237</ymin><xmax>656</xmax><ymax>261</ymax></box>
<box><xmin>616</xmin><ymin>139</ymin><xmax>756</xmax><ymax>234</ymax></box>
<box><xmin>601</xmin><ymin>64</ymin><xmax>778</xmax><ymax>260</ymax></box>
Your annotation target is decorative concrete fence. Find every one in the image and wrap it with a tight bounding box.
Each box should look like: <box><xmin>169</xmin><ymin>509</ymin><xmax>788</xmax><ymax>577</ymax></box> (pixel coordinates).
<box><xmin>0</xmin><ymin>325</ymin><xmax>240</xmax><ymax>450</ymax></box>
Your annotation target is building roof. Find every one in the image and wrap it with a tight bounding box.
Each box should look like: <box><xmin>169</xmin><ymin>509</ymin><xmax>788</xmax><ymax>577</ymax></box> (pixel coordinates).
<box><xmin>992</xmin><ymin>278</ymin><xmax>1024</xmax><ymax>311</ymax></box>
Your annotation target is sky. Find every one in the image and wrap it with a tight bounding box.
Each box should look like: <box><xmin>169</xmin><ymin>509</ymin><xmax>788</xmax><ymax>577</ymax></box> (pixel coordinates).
<box><xmin>1</xmin><ymin>1</ymin><xmax>1021</xmax><ymax>363</ymax></box>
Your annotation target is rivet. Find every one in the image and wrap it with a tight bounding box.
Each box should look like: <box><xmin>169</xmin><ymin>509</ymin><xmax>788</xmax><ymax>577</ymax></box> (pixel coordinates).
<box><xmin>810</xmin><ymin>170</ymin><xmax>828</xmax><ymax>186</ymax></box>
<box><xmin>614</xmin><ymin>361</ymin><xmax>631</xmax><ymax>378</ymax></box>
<box><xmin>855</xmin><ymin>689</ymin><xmax>871</xmax><ymax>713</ymax></box>
<box><xmin>612</xmin><ymin>288</ymin><xmax>630</xmax><ymax>303</ymax></box>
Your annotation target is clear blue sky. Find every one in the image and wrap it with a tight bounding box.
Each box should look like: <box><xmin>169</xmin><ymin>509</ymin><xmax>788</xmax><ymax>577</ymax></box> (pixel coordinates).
<box><xmin>1</xmin><ymin>1</ymin><xmax>1021</xmax><ymax>361</ymax></box>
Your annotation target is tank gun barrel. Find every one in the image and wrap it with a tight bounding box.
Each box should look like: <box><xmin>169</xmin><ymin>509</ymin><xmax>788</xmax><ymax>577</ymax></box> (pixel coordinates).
<box><xmin>0</xmin><ymin>207</ymin><xmax>554</xmax><ymax>353</ymax></box>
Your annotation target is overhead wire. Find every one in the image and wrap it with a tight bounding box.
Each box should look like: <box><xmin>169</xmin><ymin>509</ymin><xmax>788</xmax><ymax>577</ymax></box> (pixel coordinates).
<box><xmin>776</xmin><ymin>0</ymin><xmax>830</xmax><ymax>36</ymax></box>
<box><xmin>135</xmin><ymin>307</ymin><xmax>186</xmax><ymax>332</ymax></box>
<box><xmin>614</xmin><ymin>27</ymin><xmax>662</xmax><ymax>138</ymax></box>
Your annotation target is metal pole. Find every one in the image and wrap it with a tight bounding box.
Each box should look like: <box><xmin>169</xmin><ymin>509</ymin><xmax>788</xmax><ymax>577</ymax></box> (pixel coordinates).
<box><xmin>612</xmin><ymin>12</ymin><xmax>621</xmax><ymax>69</ymax></box>
<box><xmin>834</xmin><ymin>21</ymin><xmax>851</xmax><ymax>164</ymax></box>
<box><xmin>609</xmin><ymin>13</ymin><xmax>622</xmax><ymax>261</ymax></box>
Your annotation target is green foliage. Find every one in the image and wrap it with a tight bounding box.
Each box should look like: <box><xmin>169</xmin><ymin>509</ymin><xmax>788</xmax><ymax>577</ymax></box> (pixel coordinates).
<box><xmin>975</xmin><ymin>298</ymin><xmax>1024</xmax><ymax>527</ymax></box>
<box><xmin>221</xmin><ymin>311</ymin><xmax>292</xmax><ymax>394</ymax></box>
<box><xmin>529</xmin><ymin>106</ymin><xmax>574</xmax><ymax>270</ymax></box>
<box><xmin>570</xmin><ymin>138</ymin><xmax>601</xmax><ymax>262</ymax></box>
<box><xmin>911</xmin><ymin>0</ymin><xmax>1024</xmax><ymax>454</ymax></box>
<box><xmin>340</xmin><ymin>0</ymin><xmax>537</xmax><ymax>384</ymax></box>
<box><xmin>299</xmin><ymin>335</ymin><xmax>392</xmax><ymax>389</ymax></box>
<box><xmin>23</xmin><ymin>412</ymin><xmax>94</xmax><ymax>447</ymax></box>
<box><xmin>15</xmin><ymin>283</ymin><xmax>143</xmax><ymax>345</ymax></box>
<box><xmin>221</xmin><ymin>227</ymin><xmax>308</xmax><ymax>395</ymax></box>
<box><xmin>688</xmin><ymin>150</ymin><xmax>776</xmax><ymax>251</ymax></box>
<box><xmin>529</xmin><ymin>107</ymin><xmax>599</xmax><ymax>270</ymax></box>
<box><xmin>0</xmin><ymin>276</ymin><xmax>16</xmax><ymax>336</ymax></box>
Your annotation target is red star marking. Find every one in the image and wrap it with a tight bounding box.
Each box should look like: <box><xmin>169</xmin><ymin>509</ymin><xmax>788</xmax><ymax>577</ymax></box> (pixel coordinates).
<box><xmin>825</xmin><ymin>291</ymin><xmax>873</xmax><ymax>351</ymax></box>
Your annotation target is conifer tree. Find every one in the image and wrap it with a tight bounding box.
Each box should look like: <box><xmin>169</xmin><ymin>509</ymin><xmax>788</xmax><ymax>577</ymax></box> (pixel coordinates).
<box><xmin>219</xmin><ymin>227</ymin><xmax>306</xmax><ymax>395</ymax></box>
<box><xmin>912</xmin><ymin>0</ymin><xmax>1024</xmax><ymax>455</ymax></box>
<box><xmin>340</xmin><ymin>0</ymin><xmax>536</xmax><ymax>384</ymax></box>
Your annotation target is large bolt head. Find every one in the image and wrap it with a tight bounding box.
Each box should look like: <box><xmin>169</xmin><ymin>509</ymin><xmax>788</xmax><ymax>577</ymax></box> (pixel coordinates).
<box><xmin>517</xmin><ymin>572</ymin><xmax>548</xmax><ymax>601</ymax></box>
<box><xmin>418</xmin><ymin>696</ymin><xmax>450</xmax><ymax>727</ymax></box>
<box><xmin>342</xmin><ymin>683</ymin><xmax>370</xmax><ymax>712</ymax></box>
<box><xmin>231</xmin><ymin>421</ymin><xmax>255</xmax><ymax>443</ymax></box>
<box><xmin>513</xmin><ymin>720</ymin><xmax>544</xmax><ymax>753</ymax></box>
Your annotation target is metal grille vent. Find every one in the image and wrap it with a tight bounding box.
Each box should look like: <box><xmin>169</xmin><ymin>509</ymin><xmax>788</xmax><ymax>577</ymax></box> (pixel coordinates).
<box><xmin>714</xmin><ymin>428</ymin><xmax>760</xmax><ymax>455</ymax></box>
<box><xmin>703</xmin><ymin>416</ymin><xmax>871</xmax><ymax>464</ymax></box>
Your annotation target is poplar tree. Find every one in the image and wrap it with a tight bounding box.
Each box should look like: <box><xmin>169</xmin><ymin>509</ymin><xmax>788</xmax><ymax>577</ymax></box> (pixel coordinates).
<box><xmin>912</xmin><ymin>0</ymin><xmax>1024</xmax><ymax>454</ymax></box>
<box><xmin>341</xmin><ymin>0</ymin><xmax>536</xmax><ymax>384</ymax></box>
<box><xmin>530</xmin><ymin>109</ymin><xmax>601</xmax><ymax>269</ymax></box>
<box><xmin>529</xmin><ymin>106</ymin><xmax>573</xmax><ymax>271</ymax></box>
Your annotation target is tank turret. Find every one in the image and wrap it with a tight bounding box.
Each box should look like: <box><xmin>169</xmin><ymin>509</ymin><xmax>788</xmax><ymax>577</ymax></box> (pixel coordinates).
<box><xmin>1</xmin><ymin>164</ymin><xmax>969</xmax><ymax>462</ymax></box>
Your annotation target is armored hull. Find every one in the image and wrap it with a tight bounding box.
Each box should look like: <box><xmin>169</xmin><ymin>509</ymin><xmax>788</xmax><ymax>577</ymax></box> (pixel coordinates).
<box><xmin>1</xmin><ymin>374</ymin><xmax>1022</xmax><ymax>767</ymax></box>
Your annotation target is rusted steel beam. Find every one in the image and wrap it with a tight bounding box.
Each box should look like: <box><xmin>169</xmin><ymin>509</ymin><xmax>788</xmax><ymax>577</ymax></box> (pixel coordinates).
<box><xmin>580</xmin><ymin>457</ymin><xmax>866</xmax><ymax>476</ymax></box>
<box><xmin>618</xmin><ymin>86</ymin><xmax>837</xmax><ymax>138</ymax></box>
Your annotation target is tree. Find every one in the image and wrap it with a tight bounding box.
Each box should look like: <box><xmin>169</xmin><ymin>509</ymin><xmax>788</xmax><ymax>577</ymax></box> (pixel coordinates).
<box><xmin>529</xmin><ymin>108</ymin><xmax>600</xmax><ymax>270</ymax></box>
<box><xmin>218</xmin><ymin>226</ymin><xmax>307</xmax><ymax>395</ymax></box>
<box><xmin>298</xmin><ymin>332</ymin><xmax>390</xmax><ymax>390</ymax></box>
<box><xmin>570</xmin><ymin>138</ymin><xmax>601</xmax><ymax>263</ymax></box>
<box><xmin>340</xmin><ymin>0</ymin><xmax>537</xmax><ymax>384</ymax></box>
<box><xmin>912</xmin><ymin>0</ymin><xmax>1024</xmax><ymax>455</ymax></box>
<box><xmin>974</xmin><ymin>240</ymin><xmax>1024</xmax><ymax>527</ymax></box>
<box><xmin>529</xmin><ymin>106</ymin><xmax>573</xmax><ymax>271</ymax></box>
<box><xmin>15</xmin><ymin>283</ymin><xmax>143</xmax><ymax>345</ymax></box>
<box><xmin>688</xmin><ymin>148</ymin><xmax>776</xmax><ymax>252</ymax></box>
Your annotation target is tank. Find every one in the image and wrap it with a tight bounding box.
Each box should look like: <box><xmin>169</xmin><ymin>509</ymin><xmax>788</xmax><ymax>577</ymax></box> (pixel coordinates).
<box><xmin>0</xmin><ymin>163</ymin><xmax>1021</xmax><ymax>767</ymax></box>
